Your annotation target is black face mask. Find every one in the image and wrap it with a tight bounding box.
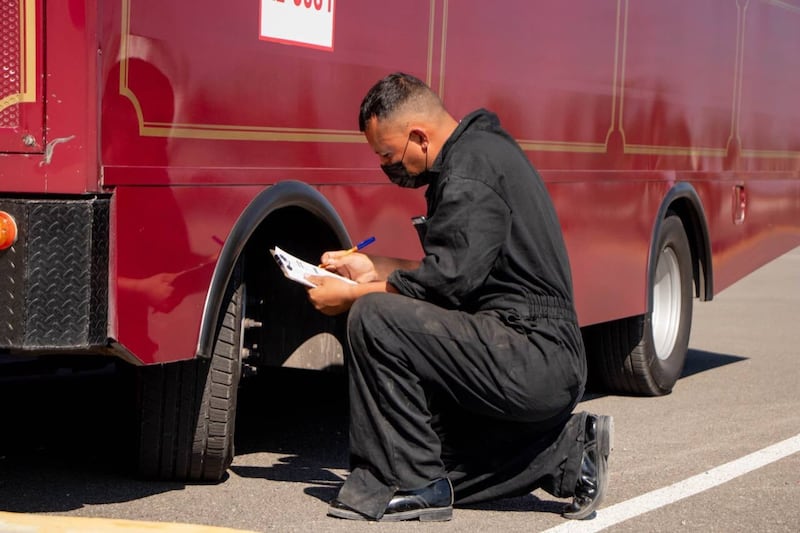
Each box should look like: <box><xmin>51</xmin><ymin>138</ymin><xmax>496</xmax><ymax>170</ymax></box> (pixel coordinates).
<box><xmin>381</xmin><ymin>136</ymin><xmax>432</xmax><ymax>189</ymax></box>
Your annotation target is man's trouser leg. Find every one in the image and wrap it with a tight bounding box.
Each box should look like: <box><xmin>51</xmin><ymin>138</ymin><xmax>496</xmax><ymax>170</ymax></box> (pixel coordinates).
<box><xmin>335</xmin><ymin>293</ymin><xmax>587</xmax><ymax>519</ymax></box>
<box><xmin>433</xmin><ymin>398</ymin><xmax>589</xmax><ymax>505</ymax></box>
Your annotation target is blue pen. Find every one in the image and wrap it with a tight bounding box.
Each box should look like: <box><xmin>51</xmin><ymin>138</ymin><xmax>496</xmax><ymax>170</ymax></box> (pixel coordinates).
<box><xmin>319</xmin><ymin>236</ymin><xmax>375</xmax><ymax>267</ymax></box>
<box><xmin>346</xmin><ymin>236</ymin><xmax>376</xmax><ymax>255</ymax></box>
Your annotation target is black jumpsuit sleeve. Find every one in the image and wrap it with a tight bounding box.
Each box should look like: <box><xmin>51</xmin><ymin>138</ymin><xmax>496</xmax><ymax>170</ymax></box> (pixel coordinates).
<box><xmin>388</xmin><ymin>175</ymin><xmax>511</xmax><ymax>308</ymax></box>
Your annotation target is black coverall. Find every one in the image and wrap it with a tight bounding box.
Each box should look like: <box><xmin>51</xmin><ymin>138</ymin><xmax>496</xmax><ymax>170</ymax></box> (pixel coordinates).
<box><xmin>336</xmin><ymin>109</ymin><xmax>589</xmax><ymax>519</ymax></box>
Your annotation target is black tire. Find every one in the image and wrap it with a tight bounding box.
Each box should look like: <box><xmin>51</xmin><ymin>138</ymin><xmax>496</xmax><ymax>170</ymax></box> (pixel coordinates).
<box><xmin>136</xmin><ymin>267</ymin><xmax>243</xmax><ymax>481</ymax></box>
<box><xmin>585</xmin><ymin>214</ymin><xmax>693</xmax><ymax>396</ymax></box>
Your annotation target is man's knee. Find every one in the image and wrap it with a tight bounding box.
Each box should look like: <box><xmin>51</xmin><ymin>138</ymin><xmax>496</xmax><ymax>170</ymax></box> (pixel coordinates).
<box><xmin>347</xmin><ymin>293</ymin><xmax>394</xmax><ymax>350</ymax></box>
<box><xmin>347</xmin><ymin>293</ymin><xmax>426</xmax><ymax>356</ymax></box>
<box><xmin>349</xmin><ymin>292</ymin><xmax>392</xmax><ymax>328</ymax></box>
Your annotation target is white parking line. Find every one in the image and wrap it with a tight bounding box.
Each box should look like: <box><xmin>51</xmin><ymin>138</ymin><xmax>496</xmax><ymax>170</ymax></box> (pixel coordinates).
<box><xmin>544</xmin><ymin>433</ymin><xmax>800</xmax><ymax>533</ymax></box>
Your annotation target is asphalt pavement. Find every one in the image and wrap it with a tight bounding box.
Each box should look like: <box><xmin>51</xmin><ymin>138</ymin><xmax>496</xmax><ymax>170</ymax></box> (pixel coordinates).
<box><xmin>0</xmin><ymin>247</ymin><xmax>798</xmax><ymax>532</ymax></box>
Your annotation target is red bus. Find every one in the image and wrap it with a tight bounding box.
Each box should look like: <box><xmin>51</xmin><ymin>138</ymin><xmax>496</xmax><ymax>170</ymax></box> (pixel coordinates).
<box><xmin>1</xmin><ymin>0</ymin><xmax>799</xmax><ymax>481</ymax></box>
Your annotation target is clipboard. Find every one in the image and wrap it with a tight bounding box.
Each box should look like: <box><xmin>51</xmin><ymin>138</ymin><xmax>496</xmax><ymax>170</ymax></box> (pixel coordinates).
<box><xmin>270</xmin><ymin>246</ymin><xmax>357</xmax><ymax>288</ymax></box>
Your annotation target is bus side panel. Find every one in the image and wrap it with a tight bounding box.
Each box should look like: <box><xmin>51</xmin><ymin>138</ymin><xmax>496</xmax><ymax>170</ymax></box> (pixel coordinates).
<box><xmin>100</xmin><ymin>0</ymin><xmax>800</xmax><ymax>365</ymax></box>
<box><xmin>111</xmin><ymin>181</ymin><xmax>426</xmax><ymax>364</ymax></box>
<box><xmin>99</xmin><ymin>0</ymin><xmax>431</xmax><ymax>179</ymax></box>
<box><xmin>704</xmin><ymin>0</ymin><xmax>800</xmax><ymax>293</ymax></box>
<box><xmin>707</xmin><ymin>178</ymin><xmax>800</xmax><ymax>295</ymax></box>
<box><xmin>112</xmin><ymin>185</ymin><xmax>258</xmax><ymax>363</ymax></box>
<box><xmin>547</xmin><ymin>177</ymin><xmax>665</xmax><ymax>327</ymax></box>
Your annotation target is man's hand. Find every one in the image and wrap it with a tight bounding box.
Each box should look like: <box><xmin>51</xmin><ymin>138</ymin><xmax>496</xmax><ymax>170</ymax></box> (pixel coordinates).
<box><xmin>319</xmin><ymin>251</ymin><xmax>379</xmax><ymax>283</ymax></box>
<box><xmin>306</xmin><ymin>275</ymin><xmax>358</xmax><ymax>316</ymax></box>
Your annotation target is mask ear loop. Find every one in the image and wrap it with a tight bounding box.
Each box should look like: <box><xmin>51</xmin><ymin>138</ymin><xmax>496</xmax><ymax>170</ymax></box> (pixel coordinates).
<box><xmin>399</xmin><ymin>135</ymin><xmax>411</xmax><ymax>165</ymax></box>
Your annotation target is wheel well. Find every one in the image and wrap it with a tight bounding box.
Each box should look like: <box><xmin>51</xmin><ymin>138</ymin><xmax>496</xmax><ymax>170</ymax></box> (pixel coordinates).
<box><xmin>196</xmin><ymin>181</ymin><xmax>351</xmax><ymax>360</ymax></box>
<box><xmin>241</xmin><ymin>206</ymin><xmax>349</xmax><ymax>370</ymax></box>
<box><xmin>652</xmin><ymin>184</ymin><xmax>713</xmax><ymax>306</ymax></box>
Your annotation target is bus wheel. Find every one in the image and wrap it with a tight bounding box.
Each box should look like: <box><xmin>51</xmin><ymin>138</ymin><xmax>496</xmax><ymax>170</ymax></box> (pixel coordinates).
<box><xmin>585</xmin><ymin>214</ymin><xmax>693</xmax><ymax>396</ymax></box>
<box><xmin>136</xmin><ymin>267</ymin><xmax>243</xmax><ymax>481</ymax></box>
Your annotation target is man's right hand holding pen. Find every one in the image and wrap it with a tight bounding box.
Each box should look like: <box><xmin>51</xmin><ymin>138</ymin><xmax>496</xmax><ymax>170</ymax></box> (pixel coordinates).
<box><xmin>308</xmin><ymin>250</ymin><xmax>387</xmax><ymax>316</ymax></box>
<box><xmin>308</xmin><ymin>237</ymin><xmax>422</xmax><ymax>316</ymax></box>
<box><xmin>319</xmin><ymin>237</ymin><xmax>380</xmax><ymax>284</ymax></box>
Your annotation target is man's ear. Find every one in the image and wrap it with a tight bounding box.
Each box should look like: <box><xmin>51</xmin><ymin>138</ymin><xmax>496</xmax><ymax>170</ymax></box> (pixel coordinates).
<box><xmin>410</xmin><ymin>128</ymin><xmax>429</xmax><ymax>151</ymax></box>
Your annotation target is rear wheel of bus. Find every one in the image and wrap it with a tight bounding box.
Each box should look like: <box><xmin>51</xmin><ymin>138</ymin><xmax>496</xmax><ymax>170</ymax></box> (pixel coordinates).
<box><xmin>135</xmin><ymin>265</ymin><xmax>243</xmax><ymax>482</ymax></box>
<box><xmin>585</xmin><ymin>213</ymin><xmax>694</xmax><ymax>396</ymax></box>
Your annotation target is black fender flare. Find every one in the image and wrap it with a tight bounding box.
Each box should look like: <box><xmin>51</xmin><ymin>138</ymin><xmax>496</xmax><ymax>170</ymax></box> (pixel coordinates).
<box><xmin>646</xmin><ymin>182</ymin><xmax>713</xmax><ymax>315</ymax></box>
<box><xmin>195</xmin><ymin>180</ymin><xmax>351</xmax><ymax>358</ymax></box>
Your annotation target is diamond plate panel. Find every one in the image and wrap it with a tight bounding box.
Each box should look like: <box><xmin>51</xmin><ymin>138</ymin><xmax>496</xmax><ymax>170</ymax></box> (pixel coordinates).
<box><xmin>25</xmin><ymin>202</ymin><xmax>93</xmax><ymax>346</ymax></box>
<box><xmin>0</xmin><ymin>197</ymin><xmax>109</xmax><ymax>350</ymax></box>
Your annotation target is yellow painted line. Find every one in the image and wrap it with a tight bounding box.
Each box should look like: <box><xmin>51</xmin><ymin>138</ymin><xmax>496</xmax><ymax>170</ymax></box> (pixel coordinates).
<box><xmin>0</xmin><ymin>512</ymin><xmax>258</xmax><ymax>533</ymax></box>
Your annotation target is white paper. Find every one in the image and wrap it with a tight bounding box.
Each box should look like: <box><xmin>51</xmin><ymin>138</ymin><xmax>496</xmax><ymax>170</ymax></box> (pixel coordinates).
<box><xmin>270</xmin><ymin>246</ymin><xmax>356</xmax><ymax>288</ymax></box>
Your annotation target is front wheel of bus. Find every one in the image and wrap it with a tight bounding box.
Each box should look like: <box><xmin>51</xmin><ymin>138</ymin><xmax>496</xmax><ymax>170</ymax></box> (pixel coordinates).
<box><xmin>136</xmin><ymin>266</ymin><xmax>243</xmax><ymax>481</ymax></box>
<box><xmin>585</xmin><ymin>214</ymin><xmax>693</xmax><ymax>396</ymax></box>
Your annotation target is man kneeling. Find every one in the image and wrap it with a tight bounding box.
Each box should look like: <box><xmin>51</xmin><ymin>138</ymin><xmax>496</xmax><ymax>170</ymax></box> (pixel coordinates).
<box><xmin>307</xmin><ymin>72</ymin><xmax>612</xmax><ymax>522</ymax></box>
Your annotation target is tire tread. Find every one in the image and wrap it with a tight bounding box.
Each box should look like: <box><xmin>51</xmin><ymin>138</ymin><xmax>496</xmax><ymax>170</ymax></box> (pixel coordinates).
<box><xmin>136</xmin><ymin>266</ymin><xmax>243</xmax><ymax>482</ymax></box>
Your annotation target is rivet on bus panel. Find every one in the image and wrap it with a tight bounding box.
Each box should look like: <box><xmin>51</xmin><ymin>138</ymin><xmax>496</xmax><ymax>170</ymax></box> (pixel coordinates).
<box><xmin>0</xmin><ymin>211</ymin><xmax>19</xmax><ymax>250</ymax></box>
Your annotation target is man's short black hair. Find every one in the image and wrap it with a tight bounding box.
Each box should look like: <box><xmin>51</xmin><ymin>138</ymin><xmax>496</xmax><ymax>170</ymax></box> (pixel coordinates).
<box><xmin>358</xmin><ymin>72</ymin><xmax>433</xmax><ymax>132</ymax></box>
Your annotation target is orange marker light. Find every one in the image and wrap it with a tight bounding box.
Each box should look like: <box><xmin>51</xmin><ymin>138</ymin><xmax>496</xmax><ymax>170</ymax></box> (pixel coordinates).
<box><xmin>0</xmin><ymin>211</ymin><xmax>18</xmax><ymax>250</ymax></box>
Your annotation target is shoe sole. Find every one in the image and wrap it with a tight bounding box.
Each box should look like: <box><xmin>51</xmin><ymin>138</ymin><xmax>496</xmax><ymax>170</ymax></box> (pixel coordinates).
<box><xmin>563</xmin><ymin>415</ymin><xmax>614</xmax><ymax>520</ymax></box>
<box><xmin>378</xmin><ymin>507</ymin><xmax>453</xmax><ymax>522</ymax></box>
<box><xmin>328</xmin><ymin>505</ymin><xmax>453</xmax><ymax>522</ymax></box>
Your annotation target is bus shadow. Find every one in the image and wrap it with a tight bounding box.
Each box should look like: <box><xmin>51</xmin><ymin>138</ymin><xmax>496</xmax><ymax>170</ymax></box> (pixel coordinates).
<box><xmin>230</xmin><ymin>368</ymin><xmax>350</xmax><ymax>503</ymax></box>
<box><xmin>231</xmin><ymin>349</ymin><xmax>749</xmax><ymax>503</ymax></box>
<box><xmin>681</xmin><ymin>348</ymin><xmax>747</xmax><ymax>378</ymax></box>
<box><xmin>0</xmin><ymin>364</ymin><xmax>349</xmax><ymax>514</ymax></box>
<box><xmin>231</xmin><ymin>369</ymin><xmax>568</xmax><ymax>513</ymax></box>
<box><xmin>0</xmin><ymin>363</ymin><xmax>188</xmax><ymax>513</ymax></box>
<box><xmin>583</xmin><ymin>348</ymin><xmax>747</xmax><ymax>399</ymax></box>
<box><xmin>0</xmin><ymin>349</ymin><xmax>746</xmax><ymax>513</ymax></box>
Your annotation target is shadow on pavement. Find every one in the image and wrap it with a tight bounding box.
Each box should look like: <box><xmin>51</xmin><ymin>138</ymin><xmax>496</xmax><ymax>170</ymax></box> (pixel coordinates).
<box><xmin>0</xmin><ymin>365</ymin><xmax>348</xmax><ymax>514</ymax></box>
<box><xmin>231</xmin><ymin>369</ymin><xmax>568</xmax><ymax>515</ymax></box>
<box><xmin>0</xmin><ymin>364</ymin><xmax>187</xmax><ymax>513</ymax></box>
<box><xmin>230</xmin><ymin>368</ymin><xmax>350</xmax><ymax>502</ymax></box>
<box><xmin>0</xmin><ymin>348</ymin><xmax>746</xmax><ymax>515</ymax></box>
<box><xmin>681</xmin><ymin>348</ymin><xmax>747</xmax><ymax>378</ymax></box>
<box><xmin>583</xmin><ymin>347</ymin><xmax>748</xmax><ymax>400</ymax></box>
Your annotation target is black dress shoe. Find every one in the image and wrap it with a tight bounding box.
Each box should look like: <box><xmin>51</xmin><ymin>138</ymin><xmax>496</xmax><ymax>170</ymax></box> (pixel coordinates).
<box><xmin>563</xmin><ymin>414</ymin><xmax>613</xmax><ymax>520</ymax></box>
<box><xmin>328</xmin><ymin>477</ymin><xmax>453</xmax><ymax>522</ymax></box>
